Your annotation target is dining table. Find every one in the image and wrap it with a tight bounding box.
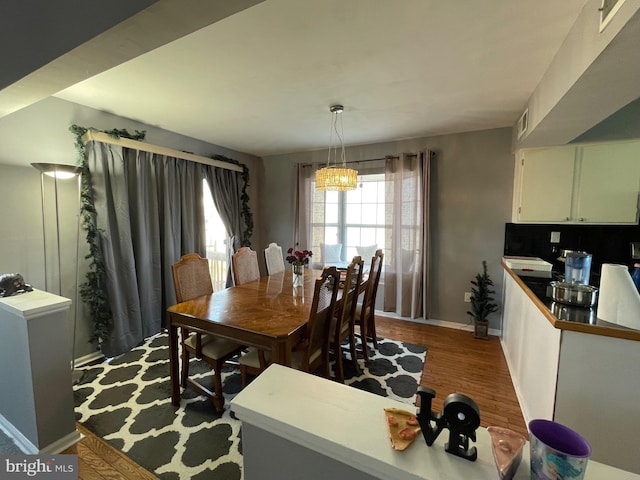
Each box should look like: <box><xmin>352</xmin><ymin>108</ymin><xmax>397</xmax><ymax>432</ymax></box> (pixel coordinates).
<box><xmin>166</xmin><ymin>268</ymin><xmax>326</xmax><ymax>406</ymax></box>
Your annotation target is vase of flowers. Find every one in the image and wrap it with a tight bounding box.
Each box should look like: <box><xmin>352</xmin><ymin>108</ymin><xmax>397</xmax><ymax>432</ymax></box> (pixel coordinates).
<box><xmin>287</xmin><ymin>246</ymin><xmax>312</xmax><ymax>287</ymax></box>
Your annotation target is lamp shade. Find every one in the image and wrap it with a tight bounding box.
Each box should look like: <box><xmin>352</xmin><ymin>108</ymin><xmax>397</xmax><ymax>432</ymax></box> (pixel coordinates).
<box><xmin>31</xmin><ymin>163</ymin><xmax>80</xmax><ymax>179</ymax></box>
<box><xmin>315</xmin><ymin>166</ymin><xmax>358</xmax><ymax>191</ymax></box>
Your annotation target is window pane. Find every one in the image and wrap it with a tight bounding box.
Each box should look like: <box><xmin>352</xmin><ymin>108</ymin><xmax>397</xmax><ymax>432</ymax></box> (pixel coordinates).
<box><xmin>310</xmin><ymin>172</ymin><xmax>386</xmax><ymax>266</ymax></box>
<box><xmin>324</xmin><ymin>226</ymin><xmax>339</xmax><ymax>244</ymax></box>
<box><xmin>346</xmin><ymin>202</ymin><xmax>361</xmax><ymax>224</ymax></box>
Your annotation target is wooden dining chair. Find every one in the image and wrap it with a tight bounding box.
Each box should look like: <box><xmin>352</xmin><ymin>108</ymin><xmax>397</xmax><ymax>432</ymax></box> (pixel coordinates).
<box><xmin>354</xmin><ymin>249</ymin><xmax>384</xmax><ymax>361</ymax></box>
<box><xmin>330</xmin><ymin>256</ymin><xmax>364</xmax><ymax>382</ymax></box>
<box><xmin>171</xmin><ymin>253</ymin><xmax>244</xmax><ymax>412</ymax></box>
<box><xmin>239</xmin><ymin>266</ymin><xmax>341</xmax><ymax>386</ymax></box>
<box><xmin>231</xmin><ymin>246</ymin><xmax>261</xmax><ymax>285</ymax></box>
<box><xmin>264</xmin><ymin>242</ymin><xmax>285</xmax><ymax>275</ymax></box>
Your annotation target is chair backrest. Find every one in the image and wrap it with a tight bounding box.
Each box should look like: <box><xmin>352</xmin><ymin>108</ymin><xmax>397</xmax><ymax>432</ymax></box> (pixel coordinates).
<box><xmin>335</xmin><ymin>256</ymin><xmax>365</xmax><ymax>341</ymax></box>
<box><xmin>264</xmin><ymin>242</ymin><xmax>285</xmax><ymax>275</ymax></box>
<box><xmin>361</xmin><ymin>249</ymin><xmax>384</xmax><ymax>318</ymax></box>
<box><xmin>172</xmin><ymin>253</ymin><xmax>214</xmax><ymax>303</ymax></box>
<box><xmin>231</xmin><ymin>247</ymin><xmax>261</xmax><ymax>285</ymax></box>
<box><xmin>305</xmin><ymin>266</ymin><xmax>341</xmax><ymax>370</ymax></box>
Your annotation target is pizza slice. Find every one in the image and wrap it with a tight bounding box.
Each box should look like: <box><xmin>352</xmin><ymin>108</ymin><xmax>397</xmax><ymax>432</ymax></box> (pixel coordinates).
<box><xmin>384</xmin><ymin>407</ymin><xmax>421</xmax><ymax>451</ymax></box>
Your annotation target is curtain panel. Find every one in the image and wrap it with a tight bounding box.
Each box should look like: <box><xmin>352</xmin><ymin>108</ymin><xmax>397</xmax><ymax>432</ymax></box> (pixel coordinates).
<box><xmin>383</xmin><ymin>151</ymin><xmax>432</xmax><ymax>319</ymax></box>
<box><xmin>204</xmin><ymin>167</ymin><xmax>245</xmax><ymax>287</ymax></box>
<box><xmin>86</xmin><ymin>141</ymin><xmax>208</xmax><ymax>356</ymax></box>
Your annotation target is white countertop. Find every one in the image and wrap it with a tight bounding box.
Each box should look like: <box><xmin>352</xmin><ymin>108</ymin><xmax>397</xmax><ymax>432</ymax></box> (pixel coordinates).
<box><xmin>231</xmin><ymin>364</ymin><xmax>638</xmax><ymax>480</ymax></box>
<box><xmin>0</xmin><ymin>289</ymin><xmax>71</xmax><ymax>319</ymax></box>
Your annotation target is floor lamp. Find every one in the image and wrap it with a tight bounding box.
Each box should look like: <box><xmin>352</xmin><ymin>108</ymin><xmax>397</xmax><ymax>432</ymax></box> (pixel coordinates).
<box><xmin>31</xmin><ymin>162</ymin><xmax>84</xmax><ymax>385</ymax></box>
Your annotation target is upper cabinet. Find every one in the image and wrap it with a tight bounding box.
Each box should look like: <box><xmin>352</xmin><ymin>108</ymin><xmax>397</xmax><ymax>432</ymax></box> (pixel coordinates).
<box><xmin>513</xmin><ymin>140</ymin><xmax>640</xmax><ymax>224</ymax></box>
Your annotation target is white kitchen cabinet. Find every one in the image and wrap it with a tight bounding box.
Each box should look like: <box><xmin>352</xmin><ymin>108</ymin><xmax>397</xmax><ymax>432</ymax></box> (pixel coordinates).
<box><xmin>513</xmin><ymin>140</ymin><xmax>640</xmax><ymax>224</ymax></box>
<box><xmin>515</xmin><ymin>146</ymin><xmax>576</xmax><ymax>222</ymax></box>
<box><xmin>575</xmin><ymin>142</ymin><xmax>640</xmax><ymax>223</ymax></box>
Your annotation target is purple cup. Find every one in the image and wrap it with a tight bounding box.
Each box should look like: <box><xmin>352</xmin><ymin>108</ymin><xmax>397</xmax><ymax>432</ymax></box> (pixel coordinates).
<box><xmin>529</xmin><ymin>419</ymin><xmax>591</xmax><ymax>480</ymax></box>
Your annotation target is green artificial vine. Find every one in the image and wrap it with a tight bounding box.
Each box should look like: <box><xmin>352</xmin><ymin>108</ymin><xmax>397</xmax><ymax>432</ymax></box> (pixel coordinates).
<box><xmin>70</xmin><ymin>125</ymin><xmax>146</xmax><ymax>344</ymax></box>
<box><xmin>210</xmin><ymin>154</ymin><xmax>254</xmax><ymax>247</ymax></box>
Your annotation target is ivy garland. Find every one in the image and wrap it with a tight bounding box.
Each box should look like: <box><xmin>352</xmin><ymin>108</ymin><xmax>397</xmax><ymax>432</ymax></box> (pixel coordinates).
<box><xmin>69</xmin><ymin>125</ymin><xmax>253</xmax><ymax>344</ymax></box>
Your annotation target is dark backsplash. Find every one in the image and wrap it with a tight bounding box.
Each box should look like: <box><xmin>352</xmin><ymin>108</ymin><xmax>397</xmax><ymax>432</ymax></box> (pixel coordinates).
<box><xmin>504</xmin><ymin>223</ymin><xmax>640</xmax><ymax>281</ymax></box>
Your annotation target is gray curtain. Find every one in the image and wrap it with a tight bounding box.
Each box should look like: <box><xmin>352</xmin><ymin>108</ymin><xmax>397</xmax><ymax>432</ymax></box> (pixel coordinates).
<box><xmin>203</xmin><ymin>167</ymin><xmax>244</xmax><ymax>287</ymax></box>
<box><xmin>383</xmin><ymin>151</ymin><xmax>432</xmax><ymax>319</ymax></box>
<box><xmin>87</xmin><ymin>141</ymin><xmax>205</xmax><ymax>357</ymax></box>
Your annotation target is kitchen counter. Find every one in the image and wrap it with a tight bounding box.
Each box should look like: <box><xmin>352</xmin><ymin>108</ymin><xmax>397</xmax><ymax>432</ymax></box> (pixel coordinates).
<box><xmin>500</xmin><ymin>264</ymin><xmax>640</xmax><ymax>473</ymax></box>
<box><xmin>502</xmin><ymin>261</ymin><xmax>640</xmax><ymax>342</ymax></box>
<box><xmin>231</xmin><ymin>364</ymin><xmax>639</xmax><ymax>480</ymax></box>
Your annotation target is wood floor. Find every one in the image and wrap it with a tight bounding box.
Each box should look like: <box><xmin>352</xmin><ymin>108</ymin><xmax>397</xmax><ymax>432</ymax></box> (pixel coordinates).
<box><xmin>375</xmin><ymin>316</ymin><xmax>528</xmax><ymax>437</ymax></box>
<box><xmin>62</xmin><ymin>424</ymin><xmax>156</xmax><ymax>480</ymax></box>
<box><xmin>62</xmin><ymin>316</ymin><xmax>526</xmax><ymax>478</ymax></box>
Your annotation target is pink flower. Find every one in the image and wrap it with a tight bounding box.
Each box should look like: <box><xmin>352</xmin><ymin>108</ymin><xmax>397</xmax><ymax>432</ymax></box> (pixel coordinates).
<box><xmin>286</xmin><ymin>245</ymin><xmax>313</xmax><ymax>266</ymax></box>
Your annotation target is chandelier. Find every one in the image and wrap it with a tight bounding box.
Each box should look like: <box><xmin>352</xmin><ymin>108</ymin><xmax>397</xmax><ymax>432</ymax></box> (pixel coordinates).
<box><xmin>315</xmin><ymin>104</ymin><xmax>358</xmax><ymax>191</ymax></box>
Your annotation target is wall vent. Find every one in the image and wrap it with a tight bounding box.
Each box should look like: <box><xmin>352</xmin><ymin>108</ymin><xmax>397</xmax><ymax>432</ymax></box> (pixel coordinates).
<box><xmin>517</xmin><ymin>109</ymin><xmax>528</xmax><ymax>139</ymax></box>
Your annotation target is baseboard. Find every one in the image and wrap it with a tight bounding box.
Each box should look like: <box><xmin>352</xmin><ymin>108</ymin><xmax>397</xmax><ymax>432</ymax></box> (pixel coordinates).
<box><xmin>0</xmin><ymin>414</ymin><xmax>37</xmax><ymax>453</ymax></box>
<box><xmin>38</xmin><ymin>429</ymin><xmax>83</xmax><ymax>454</ymax></box>
<box><xmin>74</xmin><ymin>350</ymin><xmax>104</xmax><ymax>367</ymax></box>
<box><xmin>0</xmin><ymin>415</ymin><xmax>82</xmax><ymax>454</ymax></box>
<box><xmin>375</xmin><ymin>311</ymin><xmax>501</xmax><ymax>336</ymax></box>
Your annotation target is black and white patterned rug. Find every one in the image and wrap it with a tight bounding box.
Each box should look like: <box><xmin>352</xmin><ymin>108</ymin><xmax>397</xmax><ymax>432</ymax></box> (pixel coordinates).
<box><xmin>73</xmin><ymin>333</ymin><xmax>426</xmax><ymax>480</ymax></box>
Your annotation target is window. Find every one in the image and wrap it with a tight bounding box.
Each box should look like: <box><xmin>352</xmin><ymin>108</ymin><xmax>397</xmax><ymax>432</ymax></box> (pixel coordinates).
<box><xmin>310</xmin><ymin>172</ymin><xmax>386</xmax><ymax>265</ymax></box>
<box><xmin>203</xmin><ymin>180</ymin><xmax>227</xmax><ymax>291</ymax></box>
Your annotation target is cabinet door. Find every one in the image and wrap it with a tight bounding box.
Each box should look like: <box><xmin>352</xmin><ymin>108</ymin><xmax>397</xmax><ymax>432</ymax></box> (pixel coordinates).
<box><xmin>576</xmin><ymin>142</ymin><xmax>640</xmax><ymax>223</ymax></box>
<box><xmin>517</xmin><ymin>146</ymin><xmax>576</xmax><ymax>222</ymax></box>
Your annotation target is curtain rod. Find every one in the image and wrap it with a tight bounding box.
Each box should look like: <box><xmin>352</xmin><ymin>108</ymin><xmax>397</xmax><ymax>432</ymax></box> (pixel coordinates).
<box><xmin>82</xmin><ymin>130</ymin><xmax>244</xmax><ymax>173</ymax></box>
<box><xmin>303</xmin><ymin>153</ymin><xmax>421</xmax><ymax>168</ymax></box>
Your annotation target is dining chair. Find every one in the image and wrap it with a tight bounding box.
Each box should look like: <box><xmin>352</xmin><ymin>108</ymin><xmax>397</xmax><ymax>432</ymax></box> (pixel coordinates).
<box><xmin>330</xmin><ymin>255</ymin><xmax>364</xmax><ymax>382</ymax></box>
<box><xmin>171</xmin><ymin>253</ymin><xmax>244</xmax><ymax>412</ymax></box>
<box><xmin>354</xmin><ymin>249</ymin><xmax>384</xmax><ymax>361</ymax></box>
<box><xmin>231</xmin><ymin>246</ymin><xmax>261</xmax><ymax>285</ymax></box>
<box><xmin>264</xmin><ymin>242</ymin><xmax>285</xmax><ymax>275</ymax></box>
<box><xmin>238</xmin><ymin>266</ymin><xmax>341</xmax><ymax>386</ymax></box>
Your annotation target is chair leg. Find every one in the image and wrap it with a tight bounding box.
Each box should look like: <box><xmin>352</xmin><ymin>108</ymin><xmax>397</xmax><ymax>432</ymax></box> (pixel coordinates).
<box><xmin>212</xmin><ymin>361</ymin><xmax>225</xmax><ymax>413</ymax></box>
<box><xmin>334</xmin><ymin>347</ymin><xmax>345</xmax><ymax>383</ymax></box>
<box><xmin>359</xmin><ymin>321</ymin><xmax>370</xmax><ymax>362</ymax></box>
<box><xmin>368</xmin><ymin>313</ymin><xmax>378</xmax><ymax>349</ymax></box>
<box><xmin>348</xmin><ymin>333</ymin><xmax>360</xmax><ymax>371</ymax></box>
<box><xmin>180</xmin><ymin>349</ymin><xmax>190</xmax><ymax>388</ymax></box>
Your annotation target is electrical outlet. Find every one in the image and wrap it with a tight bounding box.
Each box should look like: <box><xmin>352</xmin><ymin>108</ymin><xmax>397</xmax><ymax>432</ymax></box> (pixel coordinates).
<box><xmin>464</xmin><ymin>292</ymin><xmax>472</xmax><ymax>302</ymax></box>
<box><xmin>550</xmin><ymin>231</ymin><xmax>561</xmax><ymax>243</ymax></box>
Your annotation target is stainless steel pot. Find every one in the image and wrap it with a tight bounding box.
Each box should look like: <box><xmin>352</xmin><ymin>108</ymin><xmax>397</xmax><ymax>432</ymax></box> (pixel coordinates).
<box><xmin>549</xmin><ymin>281</ymin><xmax>598</xmax><ymax>308</ymax></box>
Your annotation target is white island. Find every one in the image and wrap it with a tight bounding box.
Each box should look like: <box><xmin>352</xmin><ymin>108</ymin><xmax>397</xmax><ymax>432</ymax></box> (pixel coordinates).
<box><xmin>501</xmin><ymin>261</ymin><xmax>640</xmax><ymax>474</ymax></box>
<box><xmin>230</xmin><ymin>363</ymin><xmax>636</xmax><ymax>480</ymax></box>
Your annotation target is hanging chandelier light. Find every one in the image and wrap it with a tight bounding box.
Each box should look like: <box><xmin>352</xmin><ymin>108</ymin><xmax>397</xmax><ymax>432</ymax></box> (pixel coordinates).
<box><xmin>315</xmin><ymin>104</ymin><xmax>358</xmax><ymax>191</ymax></box>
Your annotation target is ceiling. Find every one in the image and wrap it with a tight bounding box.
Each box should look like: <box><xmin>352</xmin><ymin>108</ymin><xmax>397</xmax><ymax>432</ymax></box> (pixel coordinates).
<box><xmin>4</xmin><ymin>0</ymin><xmax>593</xmax><ymax>157</ymax></box>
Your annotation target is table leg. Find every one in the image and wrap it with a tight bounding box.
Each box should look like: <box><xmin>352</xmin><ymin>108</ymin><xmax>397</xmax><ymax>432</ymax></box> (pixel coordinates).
<box><xmin>168</xmin><ymin>318</ymin><xmax>180</xmax><ymax>406</ymax></box>
<box><xmin>271</xmin><ymin>341</ymin><xmax>291</xmax><ymax>367</ymax></box>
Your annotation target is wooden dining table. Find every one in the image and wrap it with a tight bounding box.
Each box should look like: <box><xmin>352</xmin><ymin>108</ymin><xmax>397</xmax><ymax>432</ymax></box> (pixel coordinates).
<box><xmin>166</xmin><ymin>268</ymin><xmax>324</xmax><ymax>406</ymax></box>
